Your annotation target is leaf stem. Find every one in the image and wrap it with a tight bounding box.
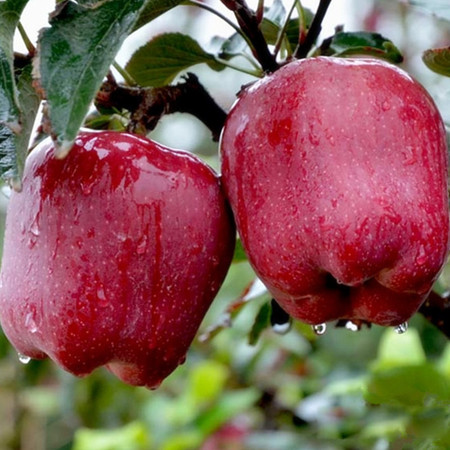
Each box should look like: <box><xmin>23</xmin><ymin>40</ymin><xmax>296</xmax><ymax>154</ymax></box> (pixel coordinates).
<box><xmin>295</xmin><ymin>0</ymin><xmax>333</xmax><ymax>58</ymax></box>
<box><xmin>185</xmin><ymin>0</ymin><xmax>254</xmax><ymax>52</ymax></box>
<box><xmin>112</xmin><ymin>61</ymin><xmax>137</xmax><ymax>86</ymax></box>
<box><xmin>17</xmin><ymin>22</ymin><xmax>35</xmax><ymax>56</ymax></box>
<box><xmin>273</xmin><ymin>0</ymin><xmax>298</xmax><ymax>58</ymax></box>
<box><xmin>214</xmin><ymin>56</ymin><xmax>262</xmax><ymax>77</ymax></box>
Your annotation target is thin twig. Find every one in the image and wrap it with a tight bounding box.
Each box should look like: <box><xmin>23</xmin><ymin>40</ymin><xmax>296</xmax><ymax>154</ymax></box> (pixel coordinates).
<box><xmin>295</xmin><ymin>0</ymin><xmax>333</xmax><ymax>58</ymax></box>
<box><xmin>221</xmin><ymin>0</ymin><xmax>279</xmax><ymax>72</ymax></box>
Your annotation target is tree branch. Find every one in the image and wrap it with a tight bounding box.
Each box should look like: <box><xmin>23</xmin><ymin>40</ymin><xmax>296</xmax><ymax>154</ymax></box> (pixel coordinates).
<box><xmin>295</xmin><ymin>0</ymin><xmax>333</xmax><ymax>59</ymax></box>
<box><xmin>221</xmin><ymin>0</ymin><xmax>279</xmax><ymax>72</ymax></box>
<box><xmin>95</xmin><ymin>73</ymin><xmax>227</xmax><ymax>141</ymax></box>
<box><xmin>419</xmin><ymin>291</ymin><xmax>450</xmax><ymax>339</ymax></box>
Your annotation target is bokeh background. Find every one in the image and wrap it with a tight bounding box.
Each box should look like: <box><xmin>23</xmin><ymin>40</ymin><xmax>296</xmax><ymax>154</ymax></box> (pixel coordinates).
<box><xmin>1</xmin><ymin>1</ymin><xmax>449</xmax><ymax>449</ymax></box>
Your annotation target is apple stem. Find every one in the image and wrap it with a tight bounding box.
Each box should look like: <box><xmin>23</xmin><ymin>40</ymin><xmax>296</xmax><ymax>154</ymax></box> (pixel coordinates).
<box><xmin>96</xmin><ymin>72</ymin><xmax>227</xmax><ymax>141</ymax></box>
<box><xmin>294</xmin><ymin>0</ymin><xmax>333</xmax><ymax>59</ymax></box>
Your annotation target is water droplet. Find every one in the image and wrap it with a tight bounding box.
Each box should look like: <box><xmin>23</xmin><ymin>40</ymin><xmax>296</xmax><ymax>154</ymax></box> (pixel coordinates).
<box><xmin>96</xmin><ymin>285</ymin><xmax>109</xmax><ymax>307</ymax></box>
<box><xmin>312</xmin><ymin>323</ymin><xmax>327</xmax><ymax>335</ymax></box>
<box><xmin>381</xmin><ymin>100</ymin><xmax>391</xmax><ymax>111</ymax></box>
<box><xmin>415</xmin><ymin>246</ymin><xmax>427</xmax><ymax>266</ymax></box>
<box><xmin>345</xmin><ymin>320</ymin><xmax>360</xmax><ymax>332</ymax></box>
<box><xmin>25</xmin><ymin>311</ymin><xmax>38</xmax><ymax>333</ymax></box>
<box><xmin>30</xmin><ymin>216</ymin><xmax>40</xmax><ymax>237</ymax></box>
<box><xmin>394</xmin><ymin>322</ymin><xmax>408</xmax><ymax>334</ymax></box>
<box><xmin>136</xmin><ymin>235</ymin><xmax>148</xmax><ymax>255</ymax></box>
<box><xmin>18</xmin><ymin>353</ymin><xmax>31</xmax><ymax>364</ymax></box>
<box><xmin>272</xmin><ymin>320</ymin><xmax>292</xmax><ymax>335</ymax></box>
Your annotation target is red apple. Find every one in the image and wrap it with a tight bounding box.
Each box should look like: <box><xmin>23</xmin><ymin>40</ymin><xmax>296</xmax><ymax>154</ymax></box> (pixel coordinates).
<box><xmin>220</xmin><ymin>56</ymin><xmax>449</xmax><ymax>328</ymax></box>
<box><xmin>0</xmin><ymin>131</ymin><xmax>235</xmax><ymax>388</ymax></box>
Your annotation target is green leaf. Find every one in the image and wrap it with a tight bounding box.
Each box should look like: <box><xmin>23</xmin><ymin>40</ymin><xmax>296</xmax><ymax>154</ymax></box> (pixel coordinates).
<box><xmin>73</xmin><ymin>421</ymin><xmax>151</xmax><ymax>450</ymax></box>
<box><xmin>232</xmin><ymin>238</ymin><xmax>248</xmax><ymax>263</ymax></box>
<box><xmin>0</xmin><ymin>0</ymin><xmax>31</xmax><ymax>185</ymax></box>
<box><xmin>188</xmin><ymin>361</ymin><xmax>229</xmax><ymax>403</ymax></box>
<box><xmin>423</xmin><ymin>47</ymin><xmax>450</xmax><ymax>77</ymax></box>
<box><xmin>12</xmin><ymin>64</ymin><xmax>41</xmax><ymax>184</ymax></box>
<box><xmin>372</xmin><ymin>328</ymin><xmax>426</xmax><ymax>370</ymax></box>
<box><xmin>38</xmin><ymin>0</ymin><xmax>147</xmax><ymax>157</ymax></box>
<box><xmin>325</xmin><ymin>31</ymin><xmax>403</xmax><ymax>63</ymax></box>
<box><xmin>132</xmin><ymin>0</ymin><xmax>184</xmax><ymax>32</ymax></box>
<box><xmin>365</xmin><ymin>364</ymin><xmax>450</xmax><ymax>408</ymax></box>
<box><xmin>125</xmin><ymin>33</ymin><xmax>218</xmax><ymax>88</ymax></box>
<box><xmin>194</xmin><ymin>388</ymin><xmax>260</xmax><ymax>435</ymax></box>
<box><xmin>264</xmin><ymin>0</ymin><xmax>286</xmax><ymax>26</ymax></box>
<box><xmin>248</xmin><ymin>301</ymin><xmax>271</xmax><ymax>345</ymax></box>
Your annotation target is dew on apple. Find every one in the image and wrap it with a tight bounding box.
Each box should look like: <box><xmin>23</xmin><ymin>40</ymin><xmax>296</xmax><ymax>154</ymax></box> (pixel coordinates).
<box><xmin>24</xmin><ymin>311</ymin><xmax>38</xmax><ymax>333</ymax></box>
<box><xmin>394</xmin><ymin>322</ymin><xmax>408</xmax><ymax>334</ymax></box>
<box><xmin>136</xmin><ymin>235</ymin><xmax>148</xmax><ymax>255</ymax></box>
<box><xmin>18</xmin><ymin>353</ymin><xmax>31</xmax><ymax>364</ymax></box>
<box><xmin>96</xmin><ymin>286</ymin><xmax>109</xmax><ymax>307</ymax></box>
<box><xmin>312</xmin><ymin>323</ymin><xmax>327</xmax><ymax>335</ymax></box>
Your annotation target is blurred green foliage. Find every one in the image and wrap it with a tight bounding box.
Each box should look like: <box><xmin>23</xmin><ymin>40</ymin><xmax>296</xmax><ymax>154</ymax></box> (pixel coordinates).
<box><xmin>0</xmin><ymin>0</ymin><xmax>449</xmax><ymax>449</ymax></box>
<box><xmin>0</xmin><ymin>261</ymin><xmax>448</xmax><ymax>449</ymax></box>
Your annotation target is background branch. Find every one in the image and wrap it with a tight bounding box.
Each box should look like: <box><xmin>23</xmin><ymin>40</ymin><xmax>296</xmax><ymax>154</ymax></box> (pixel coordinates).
<box><xmin>419</xmin><ymin>291</ymin><xmax>450</xmax><ymax>339</ymax></box>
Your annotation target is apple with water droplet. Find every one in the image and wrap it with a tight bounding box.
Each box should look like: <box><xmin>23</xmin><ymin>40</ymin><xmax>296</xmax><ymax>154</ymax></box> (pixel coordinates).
<box><xmin>0</xmin><ymin>131</ymin><xmax>235</xmax><ymax>388</ymax></box>
<box><xmin>221</xmin><ymin>56</ymin><xmax>449</xmax><ymax>327</ymax></box>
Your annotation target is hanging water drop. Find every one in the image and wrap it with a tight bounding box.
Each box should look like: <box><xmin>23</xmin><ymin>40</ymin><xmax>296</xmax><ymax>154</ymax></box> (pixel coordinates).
<box><xmin>345</xmin><ymin>320</ymin><xmax>360</xmax><ymax>332</ymax></box>
<box><xmin>18</xmin><ymin>353</ymin><xmax>31</xmax><ymax>364</ymax></box>
<box><xmin>272</xmin><ymin>320</ymin><xmax>292</xmax><ymax>335</ymax></box>
<box><xmin>312</xmin><ymin>323</ymin><xmax>327</xmax><ymax>335</ymax></box>
<box><xmin>394</xmin><ymin>322</ymin><xmax>408</xmax><ymax>334</ymax></box>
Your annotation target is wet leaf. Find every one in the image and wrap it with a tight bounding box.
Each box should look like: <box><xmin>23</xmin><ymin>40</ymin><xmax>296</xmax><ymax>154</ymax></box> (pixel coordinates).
<box><xmin>38</xmin><ymin>0</ymin><xmax>147</xmax><ymax>157</ymax></box>
<box><xmin>324</xmin><ymin>31</ymin><xmax>403</xmax><ymax>63</ymax></box>
<box><xmin>0</xmin><ymin>0</ymin><xmax>31</xmax><ymax>185</ymax></box>
<box><xmin>12</xmin><ymin>64</ymin><xmax>41</xmax><ymax>185</ymax></box>
<box><xmin>423</xmin><ymin>47</ymin><xmax>450</xmax><ymax>77</ymax></box>
<box><xmin>125</xmin><ymin>33</ymin><xmax>219</xmax><ymax>88</ymax></box>
<box><xmin>132</xmin><ymin>0</ymin><xmax>184</xmax><ymax>32</ymax></box>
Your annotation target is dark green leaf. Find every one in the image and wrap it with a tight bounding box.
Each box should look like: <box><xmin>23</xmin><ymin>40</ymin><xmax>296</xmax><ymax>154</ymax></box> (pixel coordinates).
<box><xmin>132</xmin><ymin>0</ymin><xmax>184</xmax><ymax>32</ymax></box>
<box><xmin>0</xmin><ymin>0</ymin><xmax>31</xmax><ymax>185</ymax></box>
<box><xmin>423</xmin><ymin>47</ymin><xmax>450</xmax><ymax>77</ymax></box>
<box><xmin>324</xmin><ymin>31</ymin><xmax>403</xmax><ymax>64</ymax></box>
<box><xmin>39</xmin><ymin>0</ymin><xmax>147</xmax><ymax>157</ymax></box>
<box><xmin>125</xmin><ymin>33</ymin><xmax>218</xmax><ymax>88</ymax></box>
<box><xmin>248</xmin><ymin>301</ymin><xmax>271</xmax><ymax>345</ymax></box>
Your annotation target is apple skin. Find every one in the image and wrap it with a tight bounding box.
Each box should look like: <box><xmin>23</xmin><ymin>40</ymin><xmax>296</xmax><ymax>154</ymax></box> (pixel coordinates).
<box><xmin>0</xmin><ymin>131</ymin><xmax>235</xmax><ymax>388</ymax></box>
<box><xmin>220</xmin><ymin>56</ymin><xmax>449</xmax><ymax>327</ymax></box>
